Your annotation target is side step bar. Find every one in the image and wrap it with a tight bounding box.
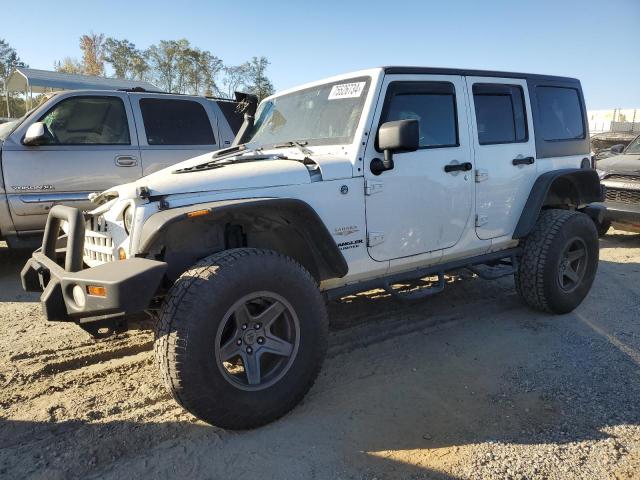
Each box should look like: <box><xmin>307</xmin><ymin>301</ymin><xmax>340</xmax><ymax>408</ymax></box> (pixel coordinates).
<box><xmin>325</xmin><ymin>247</ymin><xmax>521</xmax><ymax>301</ymax></box>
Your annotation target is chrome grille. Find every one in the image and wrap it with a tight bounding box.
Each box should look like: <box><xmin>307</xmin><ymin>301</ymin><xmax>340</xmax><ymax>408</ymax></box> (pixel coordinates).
<box><xmin>605</xmin><ymin>187</ymin><xmax>640</xmax><ymax>205</ymax></box>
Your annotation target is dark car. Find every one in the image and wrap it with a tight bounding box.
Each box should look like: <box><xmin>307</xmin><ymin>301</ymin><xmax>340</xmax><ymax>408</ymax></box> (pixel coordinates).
<box><xmin>596</xmin><ymin>134</ymin><xmax>640</xmax><ymax>235</ymax></box>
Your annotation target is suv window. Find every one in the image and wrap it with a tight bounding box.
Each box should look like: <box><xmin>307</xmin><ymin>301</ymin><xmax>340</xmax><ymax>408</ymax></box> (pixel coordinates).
<box><xmin>139</xmin><ymin>99</ymin><xmax>215</xmax><ymax>146</ymax></box>
<box><xmin>472</xmin><ymin>84</ymin><xmax>527</xmax><ymax>145</ymax></box>
<box><xmin>536</xmin><ymin>86</ymin><xmax>585</xmax><ymax>141</ymax></box>
<box><xmin>382</xmin><ymin>82</ymin><xmax>458</xmax><ymax>149</ymax></box>
<box><xmin>39</xmin><ymin>96</ymin><xmax>130</xmax><ymax>145</ymax></box>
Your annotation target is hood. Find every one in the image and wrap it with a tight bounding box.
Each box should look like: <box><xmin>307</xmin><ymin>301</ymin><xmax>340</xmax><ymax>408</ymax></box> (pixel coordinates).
<box><xmin>104</xmin><ymin>147</ymin><xmax>355</xmax><ymax>200</ymax></box>
<box><xmin>138</xmin><ymin>153</ymin><xmax>314</xmax><ymax>197</ymax></box>
<box><xmin>597</xmin><ymin>154</ymin><xmax>640</xmax><ymax>175</ymax></box>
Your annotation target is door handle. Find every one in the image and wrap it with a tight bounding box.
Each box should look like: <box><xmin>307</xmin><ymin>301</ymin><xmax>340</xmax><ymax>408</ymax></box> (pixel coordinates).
<box><xmin>115</xmin><ymin>155</ymin><xmax>138</xmax><ymax>167</ymax></box>
<box><xmin>444</xmin><ymin>162</ymin><xmax>473</xmax><ymax>173</ymax></box>
<box><xmin>512</xmin><ymin>156</ymin><xmax>535</xmax><ymax>166</ymax></box>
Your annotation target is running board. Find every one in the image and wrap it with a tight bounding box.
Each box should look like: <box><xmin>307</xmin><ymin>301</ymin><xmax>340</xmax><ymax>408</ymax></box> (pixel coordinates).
<box><xmin>325</xmin><ymin>247</ymin><xmax>521</xmax><ymax>301</ymax></box>
<box><xmin>466</xmin><ymin>254</ymin><xmax>518</xmax><ymax>280</ymax></box>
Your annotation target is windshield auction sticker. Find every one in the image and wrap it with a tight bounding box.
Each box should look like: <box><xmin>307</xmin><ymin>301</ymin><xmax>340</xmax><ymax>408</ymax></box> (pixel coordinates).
<box><xmin>328</xmin><ymin>82</ymin><xmax>366</xmax><ymax>100</ymax></box>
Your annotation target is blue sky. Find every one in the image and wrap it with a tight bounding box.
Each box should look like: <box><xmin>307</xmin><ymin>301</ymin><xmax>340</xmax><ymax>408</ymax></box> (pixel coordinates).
<box><xmin>3</xmin><ymin>0</ymin><xmax>639</xmax><ymax>109</ymax></box>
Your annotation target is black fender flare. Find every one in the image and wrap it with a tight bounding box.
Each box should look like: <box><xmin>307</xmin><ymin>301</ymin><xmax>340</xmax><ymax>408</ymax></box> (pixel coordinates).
<box><xmin>138</xmin><ymin>197</ymin><xmax>348</xmax><ymax>281</ymax></box>
<box><xmin>513</xmin><ymin>168</ymin><xmax>603</xmax><ymax>239</ymax></box>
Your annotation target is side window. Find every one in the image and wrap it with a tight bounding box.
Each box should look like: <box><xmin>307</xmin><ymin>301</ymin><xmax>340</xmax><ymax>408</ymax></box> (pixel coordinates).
<box><xmin>536</xmin><ymin>86</ymin><xmax>585</xmax><ymax>141</ymax></box>
<box><xmin>139</xmin><ymin>99</ymin><xmax>216</xmax><ymax>146</ymax></box>
<box><xmin>472</xmin><ymin>84</ymin><xmax>528</xmax><ymax>145</ymax></box>
<box><xmin>382</xmin><ymin>82</ymin><xmax>458</xmax><ymax>149</ymax></box>
<box><xmin>39</xmin><ymin>96</ymin><xmax>130</xmax><ymax>145</ymax></box>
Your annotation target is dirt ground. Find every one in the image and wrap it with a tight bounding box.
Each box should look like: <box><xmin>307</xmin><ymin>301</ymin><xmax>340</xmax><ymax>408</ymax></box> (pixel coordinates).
<box><xmin>1</xmin><ymin>232</ymin><xmax>639</xmax><ymax>480</ymax></box>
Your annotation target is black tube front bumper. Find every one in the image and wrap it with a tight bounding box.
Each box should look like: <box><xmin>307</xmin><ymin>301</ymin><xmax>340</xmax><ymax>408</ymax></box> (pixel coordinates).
<box><xmin>21</xmin><ymin>205</ymin><xmax>167</xmax><ymax>323</ymax></box>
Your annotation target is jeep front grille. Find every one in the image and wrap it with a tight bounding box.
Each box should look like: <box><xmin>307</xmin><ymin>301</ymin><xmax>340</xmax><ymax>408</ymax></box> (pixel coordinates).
<box><xmin>605</xmin><ymin>187</ymin><xmax>640</xmax><ymax>205</ymax></box>
<box><xmin>84</xmin><ymin>230</ymin><xmax>115</xmax><ymax>264</ymax></box>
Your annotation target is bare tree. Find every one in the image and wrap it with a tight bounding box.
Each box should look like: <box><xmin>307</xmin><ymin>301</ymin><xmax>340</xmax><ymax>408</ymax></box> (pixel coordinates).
<box><xmin>222</xmin><ymin>63</ymin><xmax>250</xmax><ymax>99</ymax></box>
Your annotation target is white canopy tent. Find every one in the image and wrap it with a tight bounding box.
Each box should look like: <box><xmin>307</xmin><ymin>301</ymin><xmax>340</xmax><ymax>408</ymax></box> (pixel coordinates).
<box><xmin>4</xmin><ymin>67</ymin><xmax>161</xmax><ymax>117</ymax></box>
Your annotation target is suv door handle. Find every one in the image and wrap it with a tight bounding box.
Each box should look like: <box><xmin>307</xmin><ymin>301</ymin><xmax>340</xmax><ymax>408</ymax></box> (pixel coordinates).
<box><xmin>115</xmin><ymin>155</ymin><xmax>138</xmax><ymax>167</ymax></box>
<box><xmin>512</xmin><ymin>156</ymin><xmax>535</xmax><ymax>166</ymax></box>
<box><xmin>444</xmin><ymin>162</ymin><xmax>472</xmax><ymax>173</ymax></box>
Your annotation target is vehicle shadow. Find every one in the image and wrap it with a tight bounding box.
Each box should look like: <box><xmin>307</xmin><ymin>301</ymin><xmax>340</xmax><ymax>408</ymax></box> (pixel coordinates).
<box><xmin>2</xmin><ymin>258</ymin><xmax>639</xmax><ymax>479</ymax></box>
<box><xmin>600</xmin><ymin>229</ymin><xmax>640</xmax><ymax>248</ymax></box>
<box><xmin>0</xmin><ymin>242</ymin><xmax>37</xmax><ymax>302</ymax></box>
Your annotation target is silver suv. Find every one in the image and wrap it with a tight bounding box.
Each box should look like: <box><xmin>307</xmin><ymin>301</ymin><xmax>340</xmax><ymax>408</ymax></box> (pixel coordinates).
<box><xmin>0</xmin><ymin>90</ymin><xmax>242</xmax><ymax>247</ymax></box>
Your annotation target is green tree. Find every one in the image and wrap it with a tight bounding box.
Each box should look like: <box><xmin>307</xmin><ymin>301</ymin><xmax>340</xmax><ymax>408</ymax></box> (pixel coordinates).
<box><xmin>104</xmin><ymin>37</ymin><xmax>138</xmax><ymax>78</ymax></box>
<box><xmin>146</xmin><ymin>40</ymin><xmax>184</xmax><ymax>92</ymax></box>
<box><xmin>245</xmin><ymin>56</ymin><xmax>274</xmax><ymax>101</ymax></box>
<box><xmin>0</xmin><ymin>39</ymin><xmax>26</xmax><ymax>117</ymax></box>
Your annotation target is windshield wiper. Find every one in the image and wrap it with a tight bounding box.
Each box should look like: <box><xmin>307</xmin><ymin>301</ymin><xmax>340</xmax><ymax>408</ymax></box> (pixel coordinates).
<box><xmin>174</xmin><ymin>153</ymin><xmax>288</xmax><ymax>174</ymax></box>
<box><xmin>271</xmin><ymin>140</ymin><xmax>313</xmax><ymax>156</ymax></box>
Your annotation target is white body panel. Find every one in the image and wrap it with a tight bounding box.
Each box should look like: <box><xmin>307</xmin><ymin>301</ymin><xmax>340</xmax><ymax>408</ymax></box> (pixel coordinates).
<box><xmin>82</xmin><ymin>67</ymin><xmax>592</xmax><ymax>294</ymax></box>
<box><xmin>465</xmin><ymin>76</ymin><xmax>538</xmax><ymax>240</ymax></box>
<box><xmin>363</xmin><ymin>74</ymin><xmax>475</xmax><ymax>261</ymax></box>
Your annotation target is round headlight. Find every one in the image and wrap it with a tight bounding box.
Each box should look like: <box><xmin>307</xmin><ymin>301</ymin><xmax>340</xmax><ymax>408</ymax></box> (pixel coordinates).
<box><xmin>123</xmin><ymin>206</ymin><xmax>134</xmax><ymax>234</ymax></box>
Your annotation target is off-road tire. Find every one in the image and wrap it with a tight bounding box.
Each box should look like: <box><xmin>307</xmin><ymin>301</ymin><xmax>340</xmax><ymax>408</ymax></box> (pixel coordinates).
<box><xmin>515</xmin><ymin>209</ymin><xmax>599</xmax><ymax>314</ymax></box>
<box><xmin>154</xmin><ymin>248</ymin><xmax>328</xmax><ymax>429</ymax></box>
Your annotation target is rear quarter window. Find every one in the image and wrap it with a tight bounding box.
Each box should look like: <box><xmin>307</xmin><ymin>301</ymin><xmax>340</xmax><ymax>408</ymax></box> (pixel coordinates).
<box><xmin>139</xmin><ymin>99</ymin><xmax>216</xmax><ymax>146</ymax></box>
<box><xmin>536</xmin><ymin>86</ymin><xmax>585</xmax><ymax>141</ymax></box>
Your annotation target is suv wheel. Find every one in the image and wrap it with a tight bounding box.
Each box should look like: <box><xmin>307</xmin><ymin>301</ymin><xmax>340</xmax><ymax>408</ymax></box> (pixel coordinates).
<box><xmin>515</xmin><ymin>209</ymin><xmax>599</xmax><ymax>314</ymax></box>
<box><xmin>154</xmin><ymin>248</ymin><xmax>328</xmax><ymax>429</ymax></box>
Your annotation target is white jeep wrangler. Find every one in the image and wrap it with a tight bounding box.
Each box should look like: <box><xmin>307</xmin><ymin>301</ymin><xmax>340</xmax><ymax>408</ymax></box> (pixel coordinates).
<box><xmin>22</xmin><ymin>67</ymin><xmax>604</xmax><ymax>429</ymax></box>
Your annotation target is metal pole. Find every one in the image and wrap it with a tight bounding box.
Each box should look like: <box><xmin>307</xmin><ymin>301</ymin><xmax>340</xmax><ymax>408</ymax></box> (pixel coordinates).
<box><xmin>4</xmin><ymin>79</ymin><xmax>10</xmax><ymax>118</ymax></box>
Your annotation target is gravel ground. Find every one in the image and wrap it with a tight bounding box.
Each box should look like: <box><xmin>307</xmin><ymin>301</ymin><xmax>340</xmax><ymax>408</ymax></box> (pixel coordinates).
<box><xmin>0</xmin><ymin>231</ymin><xmax>639</xmax><ymax>479</ymax></box>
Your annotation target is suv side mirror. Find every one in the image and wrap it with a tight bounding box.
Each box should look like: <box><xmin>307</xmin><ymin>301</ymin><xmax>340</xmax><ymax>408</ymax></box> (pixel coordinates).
<box><xmin>23</xmin><ymin>122</ymin><xmax>47</xmax><ymax>146</ymax></box>
<box><xmin>371</xmin><ymin>119</ymin><xmax>419</xmax><ymax>175</ymax></box>
<box><xmin>610</xmin><ymin>144</ymin><xmax>625</xmax><ymax>154</ymax></box>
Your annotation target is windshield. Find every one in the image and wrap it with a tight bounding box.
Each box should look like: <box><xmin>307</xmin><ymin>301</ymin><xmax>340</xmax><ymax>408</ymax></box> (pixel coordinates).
<box><xmin>244</xmin><ymin>76</ymin><xmax>371</xmax><ymax>147</ymax></box>
<box><xmin>625</xmin><ymin>135</ymin><xmax>640</xmax><ymax>155</ymax></box>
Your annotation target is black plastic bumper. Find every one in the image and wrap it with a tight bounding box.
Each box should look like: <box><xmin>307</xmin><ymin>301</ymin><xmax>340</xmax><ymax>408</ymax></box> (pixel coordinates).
<box><xmin>21</xmin><ymin>205</ymin><xmax>167</xmax><ymax>323</ymax></box>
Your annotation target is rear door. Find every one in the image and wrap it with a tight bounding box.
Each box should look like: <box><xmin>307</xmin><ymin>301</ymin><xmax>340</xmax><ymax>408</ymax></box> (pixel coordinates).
<box><xmin>130</xmin><ymin>95</ymin><xmax>220</xmax><ymax>176</ymax></box>
<box><xmin>465</xmin><ymin>77</ymin><xmax>537</xmax><ymax>239</ymax></box>
<box><xmin>2</xmin><ymin>93</ymin><xmax>141</xmax><ymax>233</ymax></box>
<box><xmin>363</xmin><ymin>74</ymin><xmax>474</xmax><ymax>261</ymax></box>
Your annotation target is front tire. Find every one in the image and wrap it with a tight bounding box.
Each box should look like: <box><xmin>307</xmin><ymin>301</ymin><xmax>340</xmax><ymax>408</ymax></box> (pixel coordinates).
<box><xmin>515</xmin><ymin>209</ymin><xmax>599</xmax><ymax>314</ymax></box>
<box><xmin>154</xmin><ymin>248</ymin><xmax>328</xmax><ymax>429</ymax></box>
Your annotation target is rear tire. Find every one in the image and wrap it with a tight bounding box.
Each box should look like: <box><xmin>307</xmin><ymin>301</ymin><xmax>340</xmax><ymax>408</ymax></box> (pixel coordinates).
<box><xmin>154</xmin><ymin>248</ymin><xmax>328</xmax><ymax>429</ymax></box>
<box><xmin>515</xmin><ymin>209</ymin><xmax>599</xmax><ymax>314</ymax></box>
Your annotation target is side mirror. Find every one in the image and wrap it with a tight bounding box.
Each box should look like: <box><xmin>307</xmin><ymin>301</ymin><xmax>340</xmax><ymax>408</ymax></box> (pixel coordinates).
<box><xmin>610</xmin><ymin>144</ymin><xmax>625</xmax><ymax>154</ymax></box>
<box><xmin>23</xmin><ymin>122</ymin><xmax>47</xmax><ymax>146</ymax></box>
<box><xmin>371</xmin><ymin>119</ymin><xmax>419</xmax><ymax>175</ymax></box>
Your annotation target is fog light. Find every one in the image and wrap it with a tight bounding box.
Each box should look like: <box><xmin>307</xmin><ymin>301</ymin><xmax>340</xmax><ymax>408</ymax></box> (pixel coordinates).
<box><xmin>87</xmin><ymin>285</ymin><xmax>107</xmax><ymax>297</ymax></box>
<box><xmin>118</xmin><ymin>247</ymin><xmax>127</xmax><ymax>260</ymax></box>
<box><xmin>72</xmin><ymin>285</ymin><xmax>86</xmax><ymax>308</ymax></box>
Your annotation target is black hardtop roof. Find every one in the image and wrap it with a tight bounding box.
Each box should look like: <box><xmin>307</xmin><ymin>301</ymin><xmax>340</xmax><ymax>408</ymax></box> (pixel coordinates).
<box><xmin>383</xmin><ymin>66</ymin><xmax>579</xmax><ymax>84</ymax></box>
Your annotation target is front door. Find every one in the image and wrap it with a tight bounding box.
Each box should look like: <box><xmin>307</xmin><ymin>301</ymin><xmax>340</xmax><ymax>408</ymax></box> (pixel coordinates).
<box><xmin>363</xmin><ymin>75</ymin><xmax>474</xmax><ymax>262</ymax></box>
<box><xmin>2</xmin><ymin>93</ymin><xmax>141</xmax><ymax>233</ymax></box>
<box><xmin>465</xmin><ymin>77</ymin><xmax>537</xmax><ymax>239</ymax></box>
